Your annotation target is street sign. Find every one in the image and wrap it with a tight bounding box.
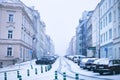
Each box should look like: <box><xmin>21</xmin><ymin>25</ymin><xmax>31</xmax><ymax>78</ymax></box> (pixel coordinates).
<box><xmin>104</xmin><ymin>48</ymin><xmax>108</xmax><ymax>51</ymax></box>
<box><xmin>88</xmin><ymin>47</ymin><xmax>96</xmax><ymax>50</ymax></box>
<box><xmin>30</xmin><ymin>50</ymin><xmax>33</xmax><ymax>54</ymax></box>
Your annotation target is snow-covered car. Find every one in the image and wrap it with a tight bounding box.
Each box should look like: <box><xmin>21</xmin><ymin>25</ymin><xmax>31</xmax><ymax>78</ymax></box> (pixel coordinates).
<box><xmin>95</xmin><ymin>59</ymin><xmax>120</xmax><ymax>75</ymax></box>
<box><xmin>66</xmin><ymin>55</ymin><xmax>74</xmax><ymax>61</ymax></box>
<box><xmin>85</xmin><ymin>58</ymin><xmax>98</xmax><ymax>70</ymax></box>
<box><xmin>73</xmin><ymin>56</ymin><xmax>79</xmax><ymax>63</ymax></box>
<box><xmin>91</xmin><ymin>58</ymin><xmax>102</xmax><ymax>72</ymax></box>
<box><xmin>79</xmin><ymin>58</ymin><xmax>91</xmax><ymax>69</ymax></box>
<box><xmin>35</xmin><ymin>56</ymin><xmax>56</xmax><ymax>65</ymax></box>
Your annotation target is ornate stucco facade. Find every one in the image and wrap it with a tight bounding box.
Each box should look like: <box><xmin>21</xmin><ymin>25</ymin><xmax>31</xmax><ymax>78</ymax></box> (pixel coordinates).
<box><xmin>0</xmin><ymin>0</ymin><xmax>37</xmax><ymax>67</ymax></box>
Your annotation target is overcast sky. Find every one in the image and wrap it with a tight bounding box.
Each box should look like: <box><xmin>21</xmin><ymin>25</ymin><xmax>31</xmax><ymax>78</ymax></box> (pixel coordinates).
<box><xmin>21</xmin><ymin>0</ymin><xmax>100</xmax><ymax>56</ymax></box>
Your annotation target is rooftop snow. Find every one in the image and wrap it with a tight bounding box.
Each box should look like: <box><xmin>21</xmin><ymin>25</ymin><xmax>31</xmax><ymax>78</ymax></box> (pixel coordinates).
<box><xmin>0</xmin><ymin>0</ymin><xmax>21</xmax><ymax>3</ymax></box>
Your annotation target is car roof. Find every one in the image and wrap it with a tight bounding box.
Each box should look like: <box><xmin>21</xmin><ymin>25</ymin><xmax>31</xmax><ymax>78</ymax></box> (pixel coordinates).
<box><xmin>93</xmin><ymin>58</ymin><xmax>109</xmax><ymax>64</ymax></box>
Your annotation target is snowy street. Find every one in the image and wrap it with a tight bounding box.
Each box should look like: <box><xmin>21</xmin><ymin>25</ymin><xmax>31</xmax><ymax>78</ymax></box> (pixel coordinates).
<box><xmin>0</xmin><ymin>57</ymin><xmax>120</xmax><ymax>80</ymax></box>
<box><xmin>1</xmin><ymin>0</ymin><xmax>120</xmax><ymax>80</ymax></box>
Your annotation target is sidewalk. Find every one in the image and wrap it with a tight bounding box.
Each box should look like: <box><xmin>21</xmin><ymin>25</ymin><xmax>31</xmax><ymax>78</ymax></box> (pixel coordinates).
<box><xmin>0</xmin><ymin>60</ymin><xmax>52</xmax><ymax>80</ymax></box>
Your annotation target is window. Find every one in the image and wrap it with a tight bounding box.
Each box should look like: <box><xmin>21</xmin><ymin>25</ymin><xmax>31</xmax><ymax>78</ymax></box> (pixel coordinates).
<box><xmin>0</xmin><ymin>62</ymin><xmax>3</xmax><ymax>68</ymax></box>
<box><xmin>114</xmin><ymin>48</ymin><xmax>117</xmax><ymax>58</ymax></box>
<box><xmin>113</xmin><ymin>10</ymin><xmax>116</xmax><ymax>22</ymax></box>
<box><xmin>8</xmin><ymin>30</ymin><xmax>13</xmax><ymax>39</ymax></box>
<box><xmin>114</xmin><ymin>28</ymin><xmax>116</xmax><ymax>38</ymax></box>
<box><xmin>119</xmin><ymin>26</ymin><xmax>120</xmax><ymax>36</ymax></box>
<box><xmin>106</xmin><ymin>31</ymin><xmax>108</xmax><ymax>41</ymax></box>
<box><xmin>104</xmin><ymin>33</ymin><xmax>105</xmax><ymax>42</ymax></box>
<box><xmin>7</xmin><ymin>47</ymin><xmax>12</xmax><ymax>56</ymax></box>
<box><xmin>109</xmin><ymin>12</ymin><xmax>112</xmax><ymax>23</ymax></box>
<box><xmin>100</xmin><ymin>21</ymin><xmax>102</xmax><ymax>30</ymax></box>
<box><xmin>106</xmin><ymin>16</ymin><xmax>107</xmax><ymax>26</ymax></box>
<box><xmin>105</xmin><ymin>2</ymin><xmax>107</xmax><ymax>10</ymax></box>
<box><xmin>109</xmin><ymin>0</ymin><xmax>111</xmax><ymax>7</ymax></box>
<box><xmin>109</xmin><ymin>29</ymin><xmax>112</xmax><ymax>39</ymax></box>
<box><xmin>114</xmin><ymin>0</ymin><xmax>116</xmax><ymax>4</ymax></box>
<box><xmin>119</xmin><ymin>8</ymin><xmax>120</xmax><ymax>18</ymax></box>
<box><xmin>100</xmin><ymin>35</ymin><xmax>102</xmax><ymax>43</ymax></box>
<box><xmin>79</xmin><ymin>43</ymin><xmax>82</xmax><ymax>47</ymax></box>
<box><xmin>79</xmin><ymin>49</ymin><xmax>81</xmax><ymax>53</ymax></box>
<box><xmin>119</xmin><ymin>47</ymin><xmax>120</xmax><ymax>58</ymax></box>
<box><xmin>24</xmin><ymin>34</ymin><xmax>25</xmax><ymax>41</ymax></box>
<box><xmin>100</xmin><ymin>8</ymin><xmax>102</xmax><ymax>17</ymax></box>
<box><xmin>109</xmin><ymin>47</ymin><xmax>113</xmax><ymax>57</ymax></box>
<box><xmin>20</xmin><ymin>48</ymin><xmax>22</xmax><ymax>58</ymax></box>
<box><xmin>9</xmin><ymin>14</ymin><xmax>14</xmax><ymax>22</ymax></box>
<box><xmin>103</xmin><ymin>19</ymin><xmax>105</xmax><ymax>27</ymax></box>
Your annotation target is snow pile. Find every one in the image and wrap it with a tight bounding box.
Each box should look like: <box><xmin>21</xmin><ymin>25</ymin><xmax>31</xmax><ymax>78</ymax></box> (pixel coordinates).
<box><xmin>0</xmin><ymin>59</ymin><xmax>58</xmax><ymax>80</ymax></box>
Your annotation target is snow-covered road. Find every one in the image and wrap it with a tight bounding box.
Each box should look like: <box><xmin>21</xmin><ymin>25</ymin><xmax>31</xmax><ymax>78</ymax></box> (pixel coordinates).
<box><xmin>0</xmin><ymin>57</ymin><xmax>119</xmax><ymax>80</ymax></box>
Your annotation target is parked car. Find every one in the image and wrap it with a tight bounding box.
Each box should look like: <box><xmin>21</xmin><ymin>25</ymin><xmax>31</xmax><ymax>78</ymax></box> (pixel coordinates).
<box><xmin>79</xmin><ymin>58</ymin><xmax>91</xmax><ymax>69</ymax></box>
<box><xmin>91</xmin><ymin>58</ymin><xmax>102</xmax><ymax>72</ymax></box>
<box><xmin>35</xmin><ymin>56</ymin><xmax>56</xmax><ymax>65</ymax></box>
<box><xmin>68</xmin><ymin>55</ymin><xmax>86</xmax><ymax>64</ymax></box>
<box><xmin>66</xmin><ymin>55</ymin><xmax>74</xmax><ymax>61</ymax></box>
<box><xmin>95</xmin><ymin>59</ymin><xmax>120</xmax><ymax>75</ymax></box>
<box><xmin>73</xmin><ymin>56</ymin><xmax>79</xmax><ymax>63</ymax></box>
<box><xmin>85</xmin><ymin>58</ymin><xmax>98</xmax><ymax>70</ymax></box>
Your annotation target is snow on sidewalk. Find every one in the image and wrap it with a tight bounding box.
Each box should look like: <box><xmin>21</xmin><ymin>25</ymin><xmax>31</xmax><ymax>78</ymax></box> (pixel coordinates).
<box><xmin>0</xmin><ymin>58</ymin><xmax>60</xmax><ymax>80</ymax></box>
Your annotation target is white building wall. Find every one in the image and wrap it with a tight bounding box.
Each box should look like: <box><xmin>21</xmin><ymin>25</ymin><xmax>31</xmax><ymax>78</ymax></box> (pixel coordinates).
<box><xmin>113</xmin><ymin>0</ymin><xmax>120</xmax><ymax>59</ymax></box>
<box><xmin>99</xmin><ymin>0</ymin><xmax>120</xmax><ymax>58</ymax></box>
<box><xmin>92</xmin><ymin>5</ymin><xmax>100</xmax><ymax>58</ymax></box>
<box><xmin>0</xmin><ymin>1</ymin><xmax>37</xmax><ymax>67</ymax></box>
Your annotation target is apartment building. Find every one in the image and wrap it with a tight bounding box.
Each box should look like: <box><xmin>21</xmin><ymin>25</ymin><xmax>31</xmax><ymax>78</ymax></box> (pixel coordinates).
<box><xmin>66</xmin><ymin>36</ymin><xmax>76</xmax><ymax>56</ymax></box>
<box><xmin>76</xmin><ymin>11</ymin><xmax>93</xmax><ymax>56</ymax></box>
<box><xmin>112</xmin><ymin>0</ymin><xmax>120</xmax><ymax>59</ymax></box>
<box><xmin>86</xmin><ymin>13</ymin><xmax>94</xmax><ymax>57</ymax></box>
<box><xmin>92</xmin><ymin>4</ymin><xmax>100</xmax><ymax>58</ymax></box>
<box><xmin>0</xmin><ymin>0</ymin><xmax>37</xmax><ymax>67</ymax></box>
<box><xmin>99</xmin><ymin>0</ymin><xmax>120</xmax><ymax>58</ymax></box>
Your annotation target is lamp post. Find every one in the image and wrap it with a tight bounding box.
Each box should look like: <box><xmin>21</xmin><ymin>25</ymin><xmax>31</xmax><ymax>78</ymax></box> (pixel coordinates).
<box><xmin>98</xmin><ymin>4</ymin><xmax>101</xmax><ymax>58</ymax></box>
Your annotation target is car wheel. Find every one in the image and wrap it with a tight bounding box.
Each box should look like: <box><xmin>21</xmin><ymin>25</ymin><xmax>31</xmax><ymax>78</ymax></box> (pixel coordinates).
<box><xmin>88</xmin><ymin>68</ymin><xmax>91</xmax><ymax>71</ymax></box>
<box><xmin>99</xmin><ymin>72</ymin><xmax>103</xmax><ymax>75</ymax></box>
<box><xmin>112</xmin><ymin>71</ymin><xmax>116</xmax><ymax>75</ymax></box>
<box><xmin>119</xmin><ymin>70</ymin><xmax>120</xmax><ymax>74</ymax></box>
<box><xmin>93</xmin><ymin>70</ymin><xmax>96</xmax><ymax>72</ymax></box>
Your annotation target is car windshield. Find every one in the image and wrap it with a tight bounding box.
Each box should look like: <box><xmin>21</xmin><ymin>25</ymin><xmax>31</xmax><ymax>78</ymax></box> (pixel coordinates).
<box><xmin>113</xmin><ymin>60</ymin><xmax>120</xmax><ymax>64</ymax></box>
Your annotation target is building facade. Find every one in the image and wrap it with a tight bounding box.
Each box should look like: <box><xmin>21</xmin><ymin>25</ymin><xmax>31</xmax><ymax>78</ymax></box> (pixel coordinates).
<box><xmin>0</xmin><ymin>0</ymin><xmax>55</xmax><ymax>67</ymax></box>
<box><xmin>36</xmin><ymin>21</ymin><xmax>45</xmax><ymax>58</ymax></box>
<box><xmin>68</xmin><ymin>0</ymin><xmax>120</xmax><ymax>59</ymax></box>
<box><xmin>76</xmin><ymin>20</ymin><xmax>84</xmax><ymax>55</ymax></box>
<box><xmin>112</xmin><ymin>0</ymin><xmax>120</xmax><ymax>59</ymax></box>
<box><xmin>76</xmin><ymin>11</ymin><xmax>93</xmax><ymax>56</ymax></box>
<box><xmin>99</xmin><ymin>0</ymin><xmax>120</xmax><ymax>58</ymax></box>
<box><xmin>92</xmin><ymin>4</ymin><xmax>100</xmax><ymax>58</ymax></box>
<box><xmin>86</xmin><ymin>14</ymin><xmax>95</xmax><ymax>57</ymax></box>
<box><xmin>66</xmin><ymin>36</ymin><xmax>76</xmax><ymax>56</ymax></box>
<box><xmin>91</xmin><ymin>0</ymin><xmax>120</xmax><ymax>59</ymax></box>
<box><xmin>0</xmin><ymin>0</ymin><xmax>40</xmax><ymax>67</ymax></box>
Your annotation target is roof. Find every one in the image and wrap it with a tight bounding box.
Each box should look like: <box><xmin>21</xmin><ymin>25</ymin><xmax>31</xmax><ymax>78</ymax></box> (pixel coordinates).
<box><xmin>0</xmin><ymin>0</ymin><xmax>21</xmax><ymax>4</ymax></box>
